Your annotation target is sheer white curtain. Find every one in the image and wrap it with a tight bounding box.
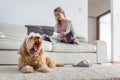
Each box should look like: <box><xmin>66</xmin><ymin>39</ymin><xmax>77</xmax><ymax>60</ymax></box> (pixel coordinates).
<box><xmin>100</xmin><ymin>13</ymin><xmax>111</xmax><ymax>61</ymax></box>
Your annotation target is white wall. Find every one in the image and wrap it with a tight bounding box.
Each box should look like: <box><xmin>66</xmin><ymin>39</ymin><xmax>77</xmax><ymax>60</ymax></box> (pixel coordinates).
<box><xmin>88</xmin><ymin>17</ymin><xmax>96</xmax><ymax>42</ymax></box>
<box><xmin>111</xmin><ymin>0</ymin><xmax>120</xmax><ymax>62</ymax></box>
<box><xmin>0</xmin><ymin>0</ymin><xmax>88</xmax><ymax>38</ymax></box>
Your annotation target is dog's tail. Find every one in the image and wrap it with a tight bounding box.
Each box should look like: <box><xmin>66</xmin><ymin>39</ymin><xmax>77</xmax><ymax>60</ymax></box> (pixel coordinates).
<box><xmin>56</xmin><ymin>64</ymin><xmax>64</xmax><ymax>67</ymax></box>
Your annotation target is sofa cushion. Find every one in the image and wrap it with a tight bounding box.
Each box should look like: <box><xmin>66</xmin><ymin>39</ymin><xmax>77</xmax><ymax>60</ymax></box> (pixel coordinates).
<box><xmin>0</xmin><ymin>39</ymin><xmax>52</xmax><ymax>52</ymax></box>
<box><xmin>0</xmin><ymin>38</ymin><xmax>23</xmax><ymax>50</ymax></box>
<box><xmin>43</xmin><ymin>41</ymin><xmax>52</xmax><ymax>51</ymax></box>
<box><xmin>0</xmin><ymin>23</ymin><xmax>27</xmax><ymax>38</ymax></box>
<box><xmin>52</xmin><ymin>42</ymin><xmax>96</xmax><ymax>53</ymax></box>
<box><xmin>0</xmin><ymin>31</ymin><xmax>6</xmax><ymax>39</ymax></box>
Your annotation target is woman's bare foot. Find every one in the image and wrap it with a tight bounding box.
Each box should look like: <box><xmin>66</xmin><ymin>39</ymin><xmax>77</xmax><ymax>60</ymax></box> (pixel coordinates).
<box><xmin>74</xmin><ymin>40</ymin><xmax>80</xmax><ymax>44</ymax></box>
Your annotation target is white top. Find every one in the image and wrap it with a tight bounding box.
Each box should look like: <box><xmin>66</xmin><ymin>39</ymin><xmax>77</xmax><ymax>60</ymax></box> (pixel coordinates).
<box><xmin>52</xmin><ymin>19</ymin><xmax>75</xmax><ymax>39</ymax></box>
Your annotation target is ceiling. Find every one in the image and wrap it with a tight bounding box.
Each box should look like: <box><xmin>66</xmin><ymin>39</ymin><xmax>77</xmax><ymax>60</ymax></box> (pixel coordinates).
<box><xmin>88</xmin><ymin>0</ymin><xmax>111</xmax><ymax>17</ymax></box>
<box><xmin>88</xmin><ymin>0</ymin><xmax>109</xmax><ymax>6</ymax></box>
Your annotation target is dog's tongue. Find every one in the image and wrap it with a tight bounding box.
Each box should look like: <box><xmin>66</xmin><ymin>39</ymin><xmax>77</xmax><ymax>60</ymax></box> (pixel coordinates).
<box><xmin>33</xmin><ymin>45</ymin><xmax>38</xmax><ymax>52</ymax></box>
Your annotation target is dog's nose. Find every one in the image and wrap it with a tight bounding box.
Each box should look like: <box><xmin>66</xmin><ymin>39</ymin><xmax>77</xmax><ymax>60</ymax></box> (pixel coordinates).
<box><xmin>35</xmin><ymin>37</ymin><xmax>40</xmax><ymax>44</ymax></box>
<box><xmin>35</xmin><ymin>40</ymin><xmax>39</xmax><ymax>44</ymax></box>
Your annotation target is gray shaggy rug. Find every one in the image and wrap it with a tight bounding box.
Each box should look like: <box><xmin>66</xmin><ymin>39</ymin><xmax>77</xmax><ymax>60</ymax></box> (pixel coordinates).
<box><xmin>0</xmin><ymin>65</ymin><xmax>120</xmax><ymax>80</ymax></box>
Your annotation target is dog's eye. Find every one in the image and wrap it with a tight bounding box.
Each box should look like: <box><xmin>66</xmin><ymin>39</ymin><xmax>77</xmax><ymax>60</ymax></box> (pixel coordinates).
<box><xmin>29</xmin><ymin>37</ymin><xmax>33</xmax><ymax>39</ymax></box>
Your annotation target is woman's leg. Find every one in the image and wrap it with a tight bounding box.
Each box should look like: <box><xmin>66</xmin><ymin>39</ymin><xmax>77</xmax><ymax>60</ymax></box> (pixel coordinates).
<box><xmin>61</xmin><ymin>31</ymin><xmax>74</xmax><ymax>44</ymax></box>
<box><xmin>42</xmin><ymin>35</ymin><xmax>51</xmax><ymax>42</ymax></box>
<box><xmin>65</xmin><ymin>31</ymin><xmax>80</xmax><ymax>44</ymax></box>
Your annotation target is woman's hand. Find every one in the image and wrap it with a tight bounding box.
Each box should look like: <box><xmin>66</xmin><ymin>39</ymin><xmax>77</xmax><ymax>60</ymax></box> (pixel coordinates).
<box><xmin>59</xmin><ymin>32</ymin><xmax>66</xmax><ymax>38</ymax></box>
<box><xmin>61</xmin><ymin>32</ymin><xmax>66</xmax><ymax>36</ymax></box>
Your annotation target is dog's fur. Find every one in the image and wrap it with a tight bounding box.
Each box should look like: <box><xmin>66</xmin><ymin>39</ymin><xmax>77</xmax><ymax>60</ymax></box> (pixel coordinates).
<box><xmin>18</xmin><ymin>32</ymin><xmax>59</xmax><ymax>73</ymax></box>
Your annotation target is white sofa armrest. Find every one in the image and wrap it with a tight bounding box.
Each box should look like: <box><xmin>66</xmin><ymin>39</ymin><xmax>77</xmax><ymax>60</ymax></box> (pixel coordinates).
<box><xmin>90</xmin><ymin>40</ymin><xmax>107</xmax><ymax>63</ymax></box>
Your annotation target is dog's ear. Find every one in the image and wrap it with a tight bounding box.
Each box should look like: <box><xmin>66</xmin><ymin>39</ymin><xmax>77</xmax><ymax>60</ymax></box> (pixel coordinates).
<box><xmin>18</xmin><ymin>37</ymin><xmax>28</xmax><ymax>56</ymax></box>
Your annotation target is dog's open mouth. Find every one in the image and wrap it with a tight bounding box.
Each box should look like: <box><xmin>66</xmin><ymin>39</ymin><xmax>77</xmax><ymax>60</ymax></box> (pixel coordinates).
<box><xmin>33</xmin><ymin>44</ymin><xmax>39</xmax><ymax>52</ymax></box>
<box><xmin>31</xmin><ymin>41</ymin><xmax>40</xmax><ymax>53</ymax></box>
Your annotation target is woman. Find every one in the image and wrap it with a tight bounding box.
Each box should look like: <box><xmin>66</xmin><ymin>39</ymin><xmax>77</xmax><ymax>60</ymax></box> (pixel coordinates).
<box><xmin>53</xmin><ymin>7</ymin><xmax>79</xmax><ymax>44</ymax></box>
<box><xmin>44</xmin><ymin>7</ymin><xmax>79</xmax><ymax>44</ymax></box>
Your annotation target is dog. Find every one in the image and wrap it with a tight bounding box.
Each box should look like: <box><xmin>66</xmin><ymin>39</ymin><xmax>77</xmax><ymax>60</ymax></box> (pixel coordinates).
<box><xmin>18</xmin><ymin>32</ymin><xmax>63</xmax><ymax>73</ymax></box>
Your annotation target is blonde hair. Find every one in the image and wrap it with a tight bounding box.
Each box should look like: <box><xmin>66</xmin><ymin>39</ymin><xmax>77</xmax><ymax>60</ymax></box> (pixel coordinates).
<box><xmin>54</xmin><ymin>7</ymin><xmax>66</xmax><ymax>26</ymax></box>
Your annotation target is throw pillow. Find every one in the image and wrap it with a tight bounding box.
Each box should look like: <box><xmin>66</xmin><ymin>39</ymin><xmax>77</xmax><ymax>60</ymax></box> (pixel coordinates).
<box><xmin>25</xmin><ymin>25</ymin><xmax>54</xmax><ymax>36</ymax></box>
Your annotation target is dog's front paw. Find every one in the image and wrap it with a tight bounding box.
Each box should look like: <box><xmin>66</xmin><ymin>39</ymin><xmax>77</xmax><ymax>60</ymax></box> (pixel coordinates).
<box><xmin>20</xmin><ymin>65</ymin><xmax>34</xmax><ymax>73</ymax></box>
<box><xmin>37</xmin><ymin>66</ymin><xmax>50</xmax><ymax>73</ymax></box>
<box><xmin>48</xmin><ymin>64</ymin><xmax>56</xmax><ymax>68</ymax></box>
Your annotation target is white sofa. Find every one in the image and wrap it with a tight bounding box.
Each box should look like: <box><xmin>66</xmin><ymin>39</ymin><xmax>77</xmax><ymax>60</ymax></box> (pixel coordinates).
<box><xmin>0</xmin><ymin>23</ymin><xmax>107</xmax><ymax>64</ymax></box>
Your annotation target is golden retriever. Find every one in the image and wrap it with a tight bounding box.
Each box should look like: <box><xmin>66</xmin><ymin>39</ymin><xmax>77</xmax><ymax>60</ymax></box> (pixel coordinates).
<box><xmin>18</xmin><ymin>32</ymin><xmax>63</xmax><ymax>73</ymax></box>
